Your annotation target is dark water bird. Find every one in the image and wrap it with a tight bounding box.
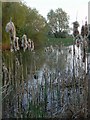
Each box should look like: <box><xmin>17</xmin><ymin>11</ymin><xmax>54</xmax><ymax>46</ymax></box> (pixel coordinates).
<box><xmin>34</xmin><ymin>74</ymin><xmax>38</xmax><ymax>79</ymax></box>
<box><xmin>69</xmin><ymin>48</ymin><xmax>72</xmax><ymax>53</ymax></box>
<box><xmin>82</xmin><ymin>55</ymin><xmax>85</xmax><ymax>62</ymax></box>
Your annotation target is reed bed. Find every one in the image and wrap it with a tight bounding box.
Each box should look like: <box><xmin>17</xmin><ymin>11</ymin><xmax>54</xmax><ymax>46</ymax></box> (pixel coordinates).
<box><xmin>2</xmin><ymin>44</ymin><xmax>88</xmax><ymax>119</ymax></box>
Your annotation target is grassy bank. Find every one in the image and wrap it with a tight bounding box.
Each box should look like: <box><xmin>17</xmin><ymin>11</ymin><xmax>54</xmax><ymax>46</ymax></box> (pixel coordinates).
<box><xmin>45</xmin><ymin>37</ymin><xmax>73</xmax><ymax>47</ymax></box>
<box><xmin>2</xmin><ymin>37</ymin><xmax>73</xmax><ymax>51</ymax></box>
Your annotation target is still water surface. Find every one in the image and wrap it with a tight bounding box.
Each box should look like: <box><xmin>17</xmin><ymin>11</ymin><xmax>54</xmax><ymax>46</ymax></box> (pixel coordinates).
<box><xmin>2</xmin><ymin>45</ymin><xmax>88</xmax><ymax>118</ymax></box>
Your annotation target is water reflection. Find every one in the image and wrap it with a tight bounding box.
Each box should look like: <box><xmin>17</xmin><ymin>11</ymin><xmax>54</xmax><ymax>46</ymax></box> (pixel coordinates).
<box><xmin>2</xmin><ymin>45</ymin><xmax>88</xmax><ymax>119</ymax></box>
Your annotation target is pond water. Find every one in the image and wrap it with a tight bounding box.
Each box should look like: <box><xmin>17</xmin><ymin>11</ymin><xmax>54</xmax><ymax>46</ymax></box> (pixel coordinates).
<box><xmin>2</xmin><ymin>44</ymin><xmax>88</xmax><ymax>119</ymax></box>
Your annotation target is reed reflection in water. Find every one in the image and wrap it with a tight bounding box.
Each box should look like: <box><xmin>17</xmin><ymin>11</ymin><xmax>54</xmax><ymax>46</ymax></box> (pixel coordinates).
<box><xmin>2</xmin><ymin>45</ymin><xmax>88</xmax><ymax>119</ymax></box>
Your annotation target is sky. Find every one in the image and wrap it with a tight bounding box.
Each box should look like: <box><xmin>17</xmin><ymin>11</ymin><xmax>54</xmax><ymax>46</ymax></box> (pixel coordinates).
<box><xmin>24</xmin><ymin>0</ymin><xmax>89</xmax><ymax>32</ymax></box>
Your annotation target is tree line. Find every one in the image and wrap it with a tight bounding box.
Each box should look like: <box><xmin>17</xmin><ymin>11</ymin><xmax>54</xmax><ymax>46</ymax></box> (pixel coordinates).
<box><xmin>47</xmin><ymin>9</ymin><xmax>70</xmax><ymax>38</ymax></box>
<box><xmin>2</xmin><ymin>1</ymin><xmax>70</xmax><ymax>47</ymax></box>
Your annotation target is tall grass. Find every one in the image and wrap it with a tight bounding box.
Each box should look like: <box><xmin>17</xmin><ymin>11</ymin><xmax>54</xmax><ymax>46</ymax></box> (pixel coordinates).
<box><xmin>2</xmin><ymin>44</ymin><xmax>88</xmax><ymax>119</ymax></box>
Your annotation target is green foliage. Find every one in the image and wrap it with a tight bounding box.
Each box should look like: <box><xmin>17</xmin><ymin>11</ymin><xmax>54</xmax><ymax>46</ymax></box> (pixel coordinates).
<box><xmin>2</xmin><ymin>2</ymin><xmax>47</xmax><ymax>47</ymax></box>
<box><xmin>47</xmin><ymin>8</ymin><xmax>70</xmax><ymax>38</ymax></box>
<box><xmin>2</xmin><ymin>2</ymin><xmax>27</xmax><ymax>44</ymax></box>
<box><xmin>2</xmin><ymin>2</ymin><xmax>71</xmax><ymax>48</ymax></box>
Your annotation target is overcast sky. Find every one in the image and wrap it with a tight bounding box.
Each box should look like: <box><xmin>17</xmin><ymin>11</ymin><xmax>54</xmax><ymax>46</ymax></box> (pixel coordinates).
<box><xmin>24</xmin><ymin>0</ymin><xmax>89</xmax><ymax>30</ymax></box>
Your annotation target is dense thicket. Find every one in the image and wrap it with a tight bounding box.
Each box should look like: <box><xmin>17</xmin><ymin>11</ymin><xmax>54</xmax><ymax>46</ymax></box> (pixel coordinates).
<box><xmin>2</xmin><ymin>2</ymin><xmax>48</xmax><ymax>47</ymax></box>
<box><xmin>2</xmin><ymin>1</ymin><xmax>70</xmax><ymax>47</ymax></box>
